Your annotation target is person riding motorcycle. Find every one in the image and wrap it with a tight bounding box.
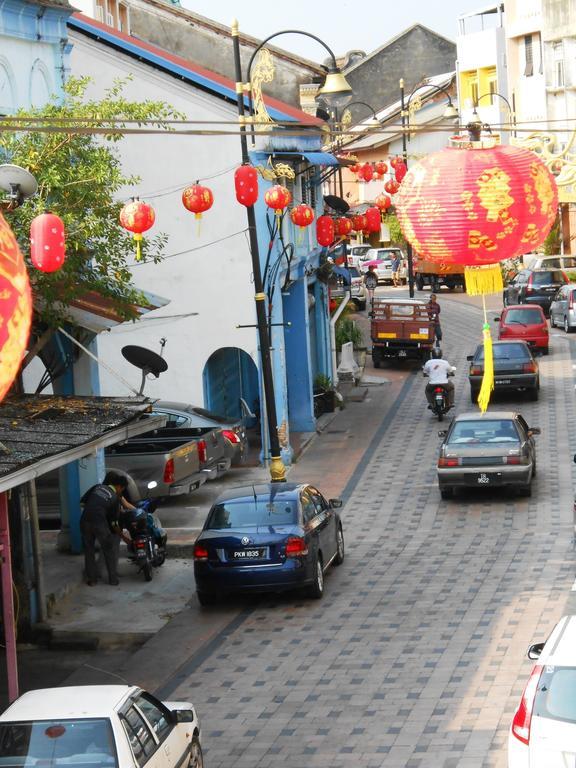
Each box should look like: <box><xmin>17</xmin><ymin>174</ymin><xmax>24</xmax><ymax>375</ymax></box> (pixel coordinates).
<box><xmin>423</xmin><ymin>348</ymin><xmax>455</xmax><ymax>408</ymax></box>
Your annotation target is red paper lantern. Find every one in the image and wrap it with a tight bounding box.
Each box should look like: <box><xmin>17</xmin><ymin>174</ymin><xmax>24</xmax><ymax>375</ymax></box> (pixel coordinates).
<box><xmin>119</xmin><ymin>199</ymin><xmax>155</xmax><ymax>261</ymax></box>
<box><xmin>316</xmin><ymin>215</ymin><xmax>335</xmax><ymax>246</ymax></box>
<box><xmin>0</xmin><ymin>212</ymin><xmax>32</xmax><ymax>403</ymax></box>
<box><xmin>349</xmin><ymin>164</ymin><xmax>359</xmax><ymax>174</ymax></box>
<box><xmin>182</xmin><ymin>184</ymin><xmax>214</xmax><ymax>219</ymax></box>
<box><xmin>335</xmin><ymin>217</ymin><xmax>353</xmax><ymax>236</ymax></box>
<box><xmin>375</xmin><ymin>193</ymin><xmax>391</xmax><ymax>211</ymax></box>
<box><xmin>290</xmin><ymin>203</ymin><xmax>314</xmax><ymax>229</ymax></box>
<box><xmin>375</xmin><ymin>161</ymin><xmax>388</xmax><ymax>177</ymax></box>
<box><xmin>384</xmin><ymin>179</ymin><xmax>400</xmax><ymax>195</ymax></box>
<box><xmin>390</xmin><ymin>156</ymin><xmax>402</xmax><ymax>169</ymax></box>
<box><xmin>394</xmin><ymin>161</ymin><xmax>408</xmax><ymax>183</ymax></box>
<box><xmin>264</xmin><ymin>184</ymin><xmax>292</xmax><ymax>215</ymax></box>
<box><xmin>395</xmin><ymin>144</ymin><xmax>558</xmax><ymax>267</ymax></box>
<box><xmin>351</xmin><ymin>214</ymin><xmax>368</xmax><ymax>232</ymax></box>
<box><xmin>365</xmin><ymin>206</ymin><xmax>381</xmax><ymax>233</ymax></box>
<box><xmin>30</xmin><ymin>213</ymin><xmax>66</xmax><ymax>273</ymax></box>
<box><xmin>234</xmin><ymin>165</ymin><xmax>259</xmax><ymax>207</ymax></box>
<box><xmin>360</xmin><ymin>163</ymin><xmax>374</xmax><ymax>182</ymax></box>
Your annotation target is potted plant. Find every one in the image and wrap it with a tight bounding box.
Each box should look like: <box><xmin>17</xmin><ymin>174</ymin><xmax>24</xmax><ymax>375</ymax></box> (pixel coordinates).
<box><xmin>313</xmin><ymin>373</ymin><xmax>336</xmax><ymax>416</ymax></box>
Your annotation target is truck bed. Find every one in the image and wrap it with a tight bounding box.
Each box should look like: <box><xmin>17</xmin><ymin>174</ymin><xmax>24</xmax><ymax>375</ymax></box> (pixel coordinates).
<box><xmin>371</xmin><ymin>300</ymin><xmax>435</xmax><ymax>363</ymax></box>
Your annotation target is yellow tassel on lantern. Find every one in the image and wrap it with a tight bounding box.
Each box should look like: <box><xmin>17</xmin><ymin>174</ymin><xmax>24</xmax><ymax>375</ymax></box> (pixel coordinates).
<box><xmin>134</xmin><ymin>232</ymin><xmax>143</xmax><ymax>262</ymax></box>
<box><xmin>464</xmin><ymin>264</ymin><xmax>504</xmax><ymax>296</ymax></box>
<box><xmin>477</xmin><ymin>321</ymin><xmax>494</xmax><ymax>413</ymax></box>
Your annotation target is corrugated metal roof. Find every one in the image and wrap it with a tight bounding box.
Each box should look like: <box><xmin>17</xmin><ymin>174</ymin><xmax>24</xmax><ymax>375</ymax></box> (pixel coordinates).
<box><xmin>0</xmin><ymin>396</ymin><xmax>165</xmax><ymax>492</ymax></box>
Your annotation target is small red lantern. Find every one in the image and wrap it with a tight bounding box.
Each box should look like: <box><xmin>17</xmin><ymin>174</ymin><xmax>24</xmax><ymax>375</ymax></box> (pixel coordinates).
<box><xmin>365</xmin><ymin>206</ymin><xmax>381</xmax><ymax>233</ymax></box>
<box><xmin>375</xmin><ymin>193</ymin><xmax>392</xmax><ymax>212</ymax></box>
<box><xmin>349</xmin><ymin>164</ymin><xmax>359</xmax><ymax>174</ymax></box>
<box><xmin>182</xmin><ymin>184</ymin><xmax>214</xmax><ymax>220</ymax></box>
<box><xmin>395</xmin><ymin>161</ymin><xmax>408</xmax><ymax>183</ymax></box>
<box><xmin>390</xmin><ymin>156</ymin><xmax>402</xmax><ymax>169</ymax></box>
<box><xmin>335</xmin><ymin>217</ymin><xmax>353</xmax><ymax>237</ymax></box>
<box><xmin>351</xmin><ymin>214</ymin><xmax>368</xmax><ymax>232</ymax></box>
<box><xmin>290</xmin><ymin>203</ymin><xmax>314</xmax><ymax>229</ymax></box>
<box><xmin>119</xmin><ymin>199</ymin><xmax>155</xmax><ymax>261</ymax></box>
<box><xmin>234</xmin><ymin>165</ymin><xmax>259</xmax><ymax>207</ymax></box>
<box><xmin>360</xmin><ymin>163</ymin><xmax>374</xmax><ymax>182</ymax></box>
<box><xmin>0</xmin><ymin>212</ymin><xmax>32</xmax><ymax>403</ymax></box>
<box><xmin>375</xmin><ymin>161</ymin><xmax>388</xmax><ymax>177</ymax></box>
<box><xmin>316</xmin><ymin>215</ymin><xmax>335</xmax><ymax>246</ymax></box>
<box><xmin>385</xmin><ymin>179</ymin><xmax>400</xmax><ymax>195</ymax></box>
<box><xmin>30</xmin><ymin>212</ymin><xmax>66</xmax><ymax>273</ymax></box>
<box><xmin>264</xmin><ymin>184</ymin><xmax>292</xmax><ymax>215</ymax></box>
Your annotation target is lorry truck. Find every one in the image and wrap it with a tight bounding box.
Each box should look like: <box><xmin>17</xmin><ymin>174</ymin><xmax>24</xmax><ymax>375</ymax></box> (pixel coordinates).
<box><xmin>371</xmin><ymin>297</ymin><xmax>436</xmax><ymax>367</ymax></box>
<box><xmin>414</xmin><ymin>257</ymin><xmax>466</xmax><ymax>292</ymax></box>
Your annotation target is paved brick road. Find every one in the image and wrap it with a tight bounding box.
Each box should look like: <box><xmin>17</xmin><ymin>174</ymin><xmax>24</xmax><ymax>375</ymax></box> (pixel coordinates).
<box><xmin>166</xmin><ymin>295</ymin><xmax>576</xmax><ymax>768</ymax></box>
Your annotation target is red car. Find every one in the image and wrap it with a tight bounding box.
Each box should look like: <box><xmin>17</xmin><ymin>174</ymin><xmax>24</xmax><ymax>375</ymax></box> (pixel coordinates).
<box><xmin>496</xmin><ymin>305</ymin><xmax>549</xmax><ymax>354</ymax></box>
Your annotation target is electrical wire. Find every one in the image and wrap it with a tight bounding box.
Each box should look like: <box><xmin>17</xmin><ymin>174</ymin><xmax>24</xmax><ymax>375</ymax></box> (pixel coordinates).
<box><xmin>129</xmin><ymin>227</ymin><xmax>248</xmax><ymax>265</ymax></box>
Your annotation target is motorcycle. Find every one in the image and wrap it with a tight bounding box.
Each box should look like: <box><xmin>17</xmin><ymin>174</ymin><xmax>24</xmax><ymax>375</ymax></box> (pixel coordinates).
<box><xmin>423</xmin><ymin>368</ymin><xmax>456</xmax><ymax>422</ymax></box>
<box><xmin>125</xmin><ymin>481</ymin><xmax>167</xmax><ymax>582</ymax></box>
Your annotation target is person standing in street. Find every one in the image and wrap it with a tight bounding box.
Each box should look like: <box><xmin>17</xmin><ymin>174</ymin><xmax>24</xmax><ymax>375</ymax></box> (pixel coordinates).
<box><xmin>427</xmin><ymin>293</ymin><xmax>442</xmax><ymax>344</ymax></box>
<box><xmin>363</xmin><ymin>264</ymin><xmax>378</xmax><ymax>310</ymax></box>
<box><xmin>80</xmin><ymin>471</ymin><xmax>132</xmax><ymax>586</ymax></box>
<box><xmin>391</xmin><ymin>253</ymin><xmax>402</xmax><ymax>287</ymax></box>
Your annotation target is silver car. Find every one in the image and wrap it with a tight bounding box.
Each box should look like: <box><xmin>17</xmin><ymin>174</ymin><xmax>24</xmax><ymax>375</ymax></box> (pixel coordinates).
<box><xmin>549</xmin><ymin>282</ymin><xmax>576</xmax><ymax>332</ymax></box>
<box><xmin>437</xmin><ymin>411</ymin><xmax>539</xmax><ymax>500</ymax></box>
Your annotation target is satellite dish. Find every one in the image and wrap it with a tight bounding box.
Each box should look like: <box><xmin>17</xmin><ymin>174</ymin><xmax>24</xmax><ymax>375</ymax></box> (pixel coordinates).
<box><xmin>324</xmin><ymin>195</ymin><xmax>350</xmax><ymax>214</ymax></box>
<box><xmin>0</xmin><ymin>164</ymin><xmax>38</xmax><ymax>209</ymax></box>
<box><xmin>122</xmin><ymin>345</ymin><xmax>168</xmax><ymax>396</ymax></box>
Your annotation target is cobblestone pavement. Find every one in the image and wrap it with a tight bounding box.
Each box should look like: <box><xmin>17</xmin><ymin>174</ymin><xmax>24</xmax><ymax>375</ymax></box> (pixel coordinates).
<box><xmin>164</xmin><ymin>295</ymin><xmax>576</xmax><ymax>768</ymax></box>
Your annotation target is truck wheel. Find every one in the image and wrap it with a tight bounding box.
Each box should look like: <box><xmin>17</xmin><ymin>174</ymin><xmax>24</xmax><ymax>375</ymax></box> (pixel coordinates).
<box><xmin>415</xmin><ymin>275</ymin><xmax>424</xmax><ymax>291</ymax></box>
<box><xmin>431</xmin><ymin>277</ymin><xmax>439</xmax><ymax>292</ymax></box>
<box><xmin>372</xmin><ymin>357</ymin><xmax>381</xmax><ymax>369</ymax></box>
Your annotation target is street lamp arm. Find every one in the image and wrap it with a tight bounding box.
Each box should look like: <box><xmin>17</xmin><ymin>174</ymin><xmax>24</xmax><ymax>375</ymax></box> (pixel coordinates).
<box><xmin>474</xmin><ymin>91</ymin><xmax>513</xmax><ymax>115</ymax></box>
<box><xmin>344</xmin><ymin>101</ymin><xmax>378</xmax><ymax>120</ymax></box>
<box><xmin>247</xmin><ymin>30</ymin><xmax>339</xmax><ymax>82</ymax></box>
<box><xmin>406</xmin><ymin>82</ymin><xmax>456</xmax><ymax>110</ymax></box>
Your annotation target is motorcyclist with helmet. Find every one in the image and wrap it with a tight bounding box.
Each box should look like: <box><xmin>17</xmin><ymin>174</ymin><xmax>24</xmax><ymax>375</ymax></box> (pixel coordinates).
<box><xmin>423</xmin><ymin>347</ymin><xmax>456</xmax><ymax>408</ymax></box>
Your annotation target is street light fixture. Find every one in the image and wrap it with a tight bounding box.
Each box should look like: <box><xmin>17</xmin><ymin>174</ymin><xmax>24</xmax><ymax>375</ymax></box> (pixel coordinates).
<box><xmin>399</xmin><ymin>78</ymin><xmax>458</xmax><ymax>297</ymax></box>
<box><xmin>472</xmin><ymin>91</ymin><xmax>516</xmax><ymax>136</ymax></box>
<box><xmin>232</xmin><ymin>22</ymin><xmax>351</xmax><ymax>483</ymax></box>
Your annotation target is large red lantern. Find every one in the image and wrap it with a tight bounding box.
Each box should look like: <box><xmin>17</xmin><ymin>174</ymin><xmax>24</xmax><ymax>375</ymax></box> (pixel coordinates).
<box><xmin>119</xmin><ymin>199</ymin><xmax>155</xmax><ymax>261</ymax></box>
<box><xmin>290</xmin><ymin>203</ymin><xmax>314</xmax><ymax>229</ymax></box>
<box><xmin>360</xmin><ymin>163</ymin><xmax>374</xmax><ymax>182</ymax></box>
<box><xmin>182</xmin><ymin>184</ymin><xmax>214</xmax><ymax>219</ymax></box>
<box><xmin>384</xmin><ymin>179</ymin><xmax>400</xmax><ymax>195</ymax></box>
<box><xmin>395</xmin><ymin>144</ymin><xmax>558</xmax><ymax>269</ymax></box>
<box><xmin>234</xmin><ymin>165</ymin><xmax>259</xmax><ymax>207</ymax></box>
<box><xmin>365</xmin><ymin>206</ymin><xmax>381</xmax><ymax>233</ymax></box>
<box><xmin>316</xmin><ymin>215</ymin><xmax>335</xmax><ymax>247</ymax></box>
<box><xmin>375</xmin><ymin>193</ymin><xmax>391</xmax><ymax>212</ymax></box>
<box><xmin>351</xmin><ymin>214</ymin><xmax>367</xmax><ymax>232</ymax></box>
<box><xmin>0</xmin><ymin>212</ymin><xmax>32</xmax><ymax>403</ymax></box>
<box><xmin>264</xmin><ymin>184</ymin><xmax>292</xmax><ymax>215</ymax></box>
<box><xmin>335</xmin><ymin>217</ymin><xmax>353</xmax><ymax>237</ymax></box>
<box><xmin>30</xmin><ymin>213</ymin><xmax>66</xmax><ymax>273</ymax></box>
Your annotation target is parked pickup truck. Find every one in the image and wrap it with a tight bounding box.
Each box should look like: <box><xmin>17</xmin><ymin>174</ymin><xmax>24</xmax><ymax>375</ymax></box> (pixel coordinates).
<box><xmin>105</xmin><ymin>426</ymin><xmax>231</xmax><ymax>498</ymax></box>
<box><xmin>371</xmin><ymin>298</ymin><xmax>436</xmax><ymax>367</ymax></box>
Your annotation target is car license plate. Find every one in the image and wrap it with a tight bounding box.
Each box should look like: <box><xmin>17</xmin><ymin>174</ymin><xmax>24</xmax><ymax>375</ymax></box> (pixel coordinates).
<box><xmin>398</xmin><ymin>350</ymin><xmax>407</xmax><ymax>357</ymax></box>
<box><xmin>495</xmin><ymin>379</ymin><xmax>511</xmax><ymax>385</ymax></box>
<box><xmin>232</xmin><ymin>548</ymin><xmax>265</xmax><ymax>559</ymax></box>
<box><xmin>468</xmin><ymin>472</ymin><xmax>501</xmax><ymax>486</ymax></box>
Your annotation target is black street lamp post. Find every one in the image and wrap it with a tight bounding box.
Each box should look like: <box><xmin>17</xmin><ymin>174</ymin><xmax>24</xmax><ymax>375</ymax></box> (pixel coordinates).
<box><xmin>400</xmin><ymin>78</ymin><xmax>458</xmax><ymax>297</ymax></box>
<box><xmin>231</xmin><ymin>21</ymin><xmax>352</xmax><ymax>482</ymax></box>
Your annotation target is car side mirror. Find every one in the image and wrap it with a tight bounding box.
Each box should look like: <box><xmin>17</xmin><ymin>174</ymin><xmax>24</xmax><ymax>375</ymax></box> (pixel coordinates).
<box><xmin>528</xmin><ymin>427</ymin><xmax>541</xmax><ymax>436</ymax></box>
<box><xmin>172</xmin><ymin>709</ymin><xmax>194</xmax><ymax>723</ymax></box>
<box><xmin>527</xmin><ymin>642</ymin><xmax>545</xmax><ymax>660</ymax></box>
<box><xmin>438</xmin><ymin>430</ymin><xmax>447</xmax><ymax>438</ymax></box>
<box><xmin>466</xmin><ymin>355</ymin><xmax>473</xmax><ymax>361</ymax></box>
<box><xmin>329</xmin><ymin>498</ymin><xmax>343</xmax><ymax>508</ymax></box>
<box><xmin>494</xmin><ymin>316</ymin><xmax>501</xmax><ymax>322</ymax></box>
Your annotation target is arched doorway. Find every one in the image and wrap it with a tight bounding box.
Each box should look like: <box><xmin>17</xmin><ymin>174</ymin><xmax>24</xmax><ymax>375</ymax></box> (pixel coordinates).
<box><xmin>202</xmin><ymin>347</ymin><xmax>259</xmax><ymax>421</ymax></box>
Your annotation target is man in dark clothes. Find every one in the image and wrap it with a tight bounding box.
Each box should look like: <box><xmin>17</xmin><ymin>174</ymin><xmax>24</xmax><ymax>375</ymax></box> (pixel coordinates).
<box><xmin>427</xmin><ymin>293</ymin><xmax>442</xmax><ymax>343</ymax></box>
<box><xmin>80</xmin><ymin>471</ymin><xmax>129</xmax><ymax>586</ymax></box>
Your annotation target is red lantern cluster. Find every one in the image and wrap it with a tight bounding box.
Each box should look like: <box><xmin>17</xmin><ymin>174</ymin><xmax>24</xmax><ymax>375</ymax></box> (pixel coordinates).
<box><xmin>235</xmin><ymin>165</ymin><xmax>259</xmax><ymax>207</ymax></box>
<box><xmin>182</xmin><ymin>184</ymin><xmax>214</xmax><ymax>219</ymax></box>
<box><xmin>119</xmin><ymin>199</ymin><xmax>156</xmax><ymax>261</ymax></box>
<box><xmin>264</xmin><ymin>184</ymin><xmax>292</xmax><ymax>215</ymax></box>
<box><xmin>30</xmin><ymin>213</ymin><xmax>66</xmax><ymax>273</ymax></box>
<box><xmin>316</xmin><ymin>215</ymin><xmax>335</xmax><ymax>247</ymax></box>
<box><xmin>290</xmin><ymin>203</ymin><xmax>314</xmax><ymax>229</ymax></box>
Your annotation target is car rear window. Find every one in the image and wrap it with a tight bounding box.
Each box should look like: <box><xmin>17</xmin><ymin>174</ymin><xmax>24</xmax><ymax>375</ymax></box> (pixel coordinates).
<box><xmin>0</xmin><ymin>718</ymin><xmax>118</xmax><ymax>767</ymax></box>
<box><xmin>448</xmin><ymin>420</ymin><xmax>520</xmax><ymax>444</ymax></box>
<box><xmin>504</xmin><ymin>308</ymin><xmax>544</xmax><ymax>324</ymax></box>
<box><xmin>475</xmin><ymin>343</ymin><xmax>531</xmax><ymax>361</ymax></box>
<box><xmin>206</xmin><ymin>499</ymin><xmax>299</xmax><ymax>528</ymax></box>
<box><xmin>531</xmin><ymin>270</ymin><xmax>566</xmax><ymax>285</ymax></box>
<box><xmin>534</xmin><ymin>667</ymin><xmax>576</xmax><ymax>724</ymax></box>
<box><xmin>189</xmin><ymin>406</ymin><xmax>232</xmax><ymax>423</ymax></box>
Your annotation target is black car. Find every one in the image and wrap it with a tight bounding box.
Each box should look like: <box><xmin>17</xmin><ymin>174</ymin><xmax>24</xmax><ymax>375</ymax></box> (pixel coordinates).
<box><xmin>193</xmin><ymin>483</ymin><xmax>344</xmax><ymax>605</ymax></box>
<box><xmin>467</xmin><ymin>341</ymin><xmax>539</xmax><ymax>402</ymax></box>
<box><xmin>503</xmin><ymin>268</ymin><xmax>568</xmax><ymax>314</ymax></box>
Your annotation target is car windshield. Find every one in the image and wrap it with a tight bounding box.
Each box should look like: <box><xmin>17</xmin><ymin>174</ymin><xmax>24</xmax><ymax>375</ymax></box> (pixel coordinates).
<box><xmin>448</xmin><ymin>420</ymin><xmax>520</xmax><ymax>444</ymax></box>
<box><xmin>205</xmin><ymin>499</ymin><xmax>299</xmax><ymax>528</ymax></box>
<box><xmin>504</xmin><ymin>308</ymin><xmax>543</xmax><ymax>324</ymax></box>
<box><xmin>534</xmin><ymin>667</ymin><xmax>576</xmax><ymax>724</ymax></box>
<box><xmin>0</xmin><ymin>719</ymin><xmax>117</xmax><ymax>768</ymax></box>
<box><xmin>475</xmin><ymin>344</ymin><xmax>531</xmax><ymax>361</ymax></box>
<box><xmin>532</xmin><ymin>270</ymin><xmax>565</xmax><ymax>285</ymax></box>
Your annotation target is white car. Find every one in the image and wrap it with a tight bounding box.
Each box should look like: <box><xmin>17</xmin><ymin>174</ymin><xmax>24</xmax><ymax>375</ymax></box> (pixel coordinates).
<box><xmin>346</xmin><ymin>244</ymin><xmax>371</xmax><ymax>268</ymax></box>
<box><xmin>0</xmin><ymin>685</ymin><xmax>203</xmax><ymax>768</ymax></box>
<box><xmin>358</xmin><ymin>248</ymin><xmax>408</xmax><ymax>284</ymax></box>
<box><xmin>508</xmin><ymin>615</ymin><xmax>576</xmax><ymax>767</ymax></box>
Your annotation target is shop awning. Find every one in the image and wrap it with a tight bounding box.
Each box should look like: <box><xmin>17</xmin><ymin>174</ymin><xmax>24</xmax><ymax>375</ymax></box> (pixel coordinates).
<box><xmin>271</xmin><ymin>151</ymin><xmax>340</xmax><ymax>166</ymax></box>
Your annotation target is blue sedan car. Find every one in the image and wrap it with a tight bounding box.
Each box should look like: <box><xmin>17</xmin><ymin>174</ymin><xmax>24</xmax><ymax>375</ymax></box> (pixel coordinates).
<box><xmin>193</xmin><ymin>483</ymin><xmax>345</xmax><ymax>605</ymax></box>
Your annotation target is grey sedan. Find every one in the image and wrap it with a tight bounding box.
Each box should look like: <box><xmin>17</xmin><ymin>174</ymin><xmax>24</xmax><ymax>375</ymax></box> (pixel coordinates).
<box><xmin>437</xmin><ymin>411</ymin><xmax>539</xmax><ymax>500</ymax></box>
<box><xmin>549</xmin><ymin>283</ymin><xmax>576</xmax><ymax>332</ymax></box>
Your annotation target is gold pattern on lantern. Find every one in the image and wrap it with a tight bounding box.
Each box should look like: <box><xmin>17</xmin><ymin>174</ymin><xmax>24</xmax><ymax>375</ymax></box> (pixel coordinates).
<box><xmin>468</xmin><ymin>231</ymin><xmax>497</xmax><ymax>251</ymax></box>
<box><xmin>521</xmin><ymin>223</ymin><xmax>542</xmax><ymax>245</ymax></box>
<box><xmin>461</xmin><ymin>191</ymin><xmax>479</xmax><ymax>220</ymax></box>
<box><xmin>417</xmin><ymin>200</ymin><xmax>443</xmax><ymax>226</ymax></box>
<box><xmin>476</xmin><ymin>168</ymin><xmax>513</xmax><ymax>222</ymax></box>
<box><xmin>530</xmin><ymin>162</ymin><xmax>555</xmax><ymax>215</ymax></box>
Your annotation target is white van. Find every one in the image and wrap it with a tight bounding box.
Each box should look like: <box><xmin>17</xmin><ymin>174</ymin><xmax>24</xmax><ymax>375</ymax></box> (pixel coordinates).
<box><xmin>523</xmin><ymin>254</ymin><xmax>576</xmax><ymax>271</ymax></box>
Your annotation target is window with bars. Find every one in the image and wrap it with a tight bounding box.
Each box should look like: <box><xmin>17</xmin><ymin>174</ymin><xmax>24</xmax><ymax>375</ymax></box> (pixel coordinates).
<box><xmin>524</xmin><ymin>35</ymin><xmax>534</xmax><ymax>77</ymax></box>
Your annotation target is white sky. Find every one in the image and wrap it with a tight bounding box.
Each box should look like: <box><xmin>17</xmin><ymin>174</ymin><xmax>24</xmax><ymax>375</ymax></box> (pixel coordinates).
<box><xmin>180</xmin><ymin>0</ymin><xmax>485</xmax><ymax>61</ymax></box>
